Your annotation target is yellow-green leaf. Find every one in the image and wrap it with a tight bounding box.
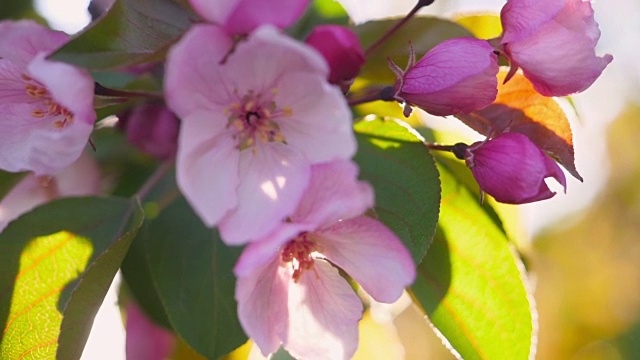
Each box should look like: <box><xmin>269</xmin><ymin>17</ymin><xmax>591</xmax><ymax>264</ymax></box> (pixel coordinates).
<box><xmin>411</xmin><ymin>165</ymin><xmax>535</xmax><ymax>359</ymax></box>
<box><xmin>0</xmin><ymin>196</ymin><xmax>144</xmax><ymax>360</ymax></box>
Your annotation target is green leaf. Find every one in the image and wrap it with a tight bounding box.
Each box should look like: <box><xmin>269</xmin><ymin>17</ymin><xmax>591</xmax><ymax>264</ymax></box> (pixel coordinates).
<box><xmin>0</xmin><ymin>196</ymin><xmax>144</xmax><ymax>360</ymax></box>
<box><xmin>354</xmin><ymin>117</ymin><xmax>440</xmax><ymax>264</ymax></box>
<box><xmin>50</xmin><ymin>0</ymin><xmax>192</xmax><ymax>70</ymax></box>
<box><xmin>411</xmin><ymin>165</ymin><xmax>535</xmax><ymax>360</ymax></box>
<box><xmin>145</xmin><ymin>195</ymin><xmax>247</xmax><ymax>359</ymax></box>
<box><xmin>0</xmin><ymin>2</ymin><xmax>31</xmax><ymax>19</ymax></box>
<box><xmin>121</xmin><ymin>222</ymin><xmax>173</xmax><ymax>329</ymax></box>
<box><xmin>0</xmin><ymin>171</ymin><xmax>27</xmax><ymax>202</ymax></box>
<box><xmin>354</xmin><ymin>17</ymin><xmax>473</xmax><ymax>85</ymax></box>
<box><xmin>120</xmin><ymin>168</ymin><xmax>180</xmax><ymax>330</ymax></box>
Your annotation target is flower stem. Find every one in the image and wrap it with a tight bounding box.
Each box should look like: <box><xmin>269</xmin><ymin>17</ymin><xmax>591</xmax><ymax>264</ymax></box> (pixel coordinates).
<box><xmin>424</xmin><ymin>142</ymin><xmax>468</xmax><ymax>159</ymax></box>
<box><xmin>365</xmin><ymin>0</ymin><xmax>436</xmax><ymax>56</ymax></box>
<box><xmin>94</xmin><ymin>82</ymin><xmax>163</xmax><ymax>99</ymax></box>
<box><xmin>347</xmin><ymin>86</ymin><xmax>395</xmax><ymax>106</ymax></box>
<box><xmin>135</xmin><ymin>159</ymin><xmax>175</xmax><ymax>202</ymax></box>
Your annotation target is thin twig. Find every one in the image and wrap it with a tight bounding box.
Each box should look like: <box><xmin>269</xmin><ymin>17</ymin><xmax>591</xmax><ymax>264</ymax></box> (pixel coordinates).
<box><xmin>135</xmin><ymin>160</ymin><xmax>175</xmax><ymax>202</ymax></box>
<box><xmin>365</xmin><ymin>0</ymin><xmax>436</xmax><ymax>56</ymax></box>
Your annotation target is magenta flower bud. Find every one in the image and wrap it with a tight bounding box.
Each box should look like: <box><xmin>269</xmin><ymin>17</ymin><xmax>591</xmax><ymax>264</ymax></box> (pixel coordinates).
<box><xmin>123</xmin><ymin>103</ymin><xmax>180</xmax><ymax>160</ymax></box>
<box><xmin>464</xmin><ymin>133</ymin><xmax>567</xmax><ymax>204</ymax></box>
<box><xmin>305</xmin><ymin>25</ymin><xmax>365</xmax><ymax>86</ymax></box>
<box><xmin>389</xmin><ymin>37</ymin><xmax>499</xmax><ymax>117</ymax></box>
<box><xmin>125</xmin><ymin>301</ymin><xmax>175</xmax><ymax>360</ymax></box>
<box><xmin>499</xmin><ymin>0</ymin><xmax>613</xmax><ymax>96</ymax></box>
<box><xmin>190</xmin><ymin>0</ymin><xmax>310</xmax><ymax>35</ymax></box>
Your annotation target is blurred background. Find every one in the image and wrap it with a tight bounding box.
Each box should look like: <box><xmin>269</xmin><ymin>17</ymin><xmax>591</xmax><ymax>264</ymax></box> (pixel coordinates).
<box><xmin>5</xmin><ymin>0</ymin><xmax>640</xmax><ymax>358</ymax></box>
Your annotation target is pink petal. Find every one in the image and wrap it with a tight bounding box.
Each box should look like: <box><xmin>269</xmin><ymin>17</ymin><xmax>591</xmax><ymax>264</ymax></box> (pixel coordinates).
<box><xmin>282</xmin><ymin>260</ymin><xmax>362</xmax><ymax>360</ymax></box>
<box><xmin>218</xmin><ymin>142</ymin><xmax>311</xmax><ymax>245</ymax></box>
<box><xmin>234</xmin><ymin>222</ymin><xmax>314</xmax><ymax>277</ymax></box>
<box><xmin>500</xmin><ymin>0</ymin><xmax>612</xmax><ymax>96</ymax></box>
<box><xmin>125</xmin><ymin>301</ymin><xmax>175</xmax><ymax>360</ymax></box>
<box><xmin>465</xmin><ymin>132</ymin><xmax>567</xmax><ymax>204</ymax></box>
<box><xmin>0</xmin><ymin>151</ymin><xmax>99</xmax><ymax>231</ymax></box>
<box><xmin>0</xmin><ymin>20</ymin><xmax>68</xmax><ymax>66</ymax></box>
<box><xmin>0</xmin><ymin>104</ymin><xmax>93</xmax><ymax>174</ymax></box>
<box><xmin>292</xmin><ymin>160</ymin><xmax>373</xmax><ymax>227</ymax></box>
<box><xmin>54</xmin><ymin>150</ymin><xmax>101</xmax><ymax>196</ymax></box>
<box><xmin>0</xmin><ymin>60</ymin><xmax>38</xmax><ymax>104</ymax></box>
<box><xmin>275</xmin><ymin>72</ymin><xmax>355</xmax><ymax>163</ymax></box>
<box><xmin>189</xmin><ymin>0</ymin><xmax>239</xmax><ymax>25</ymax></box>
<box><xmin>28</xmin><ymin>53</ymin><xmax>96</xmax><ymax>126</ymax></box>
<box><xmin>164</xmin><ymin>24</ymin><xmax>234</xmax><ymax>118</ymax></box>
<box><xmin>506</xmin><ymin>22</ymin><xmax>612</xmax><ymax>96</ymax></box>
<box><xmin>316</xmin><ymin>216</ymin><xmax>416</xmax><ymax>303</ymax></box>
<box><xmin>225</xmin><ymin>0</ymin><xmax>310</xmax><ymax>35</ymax></box>
<box><xmin>500</xmin><ymin>0</ymin><xmax>565</xmax><ymax>44</ymax></box>
<box><xmin>223</xmin><ymin>25</ymin><xmax>329</xmax><ymax>94</ymax></box>
<box><xmin>397</xmin><ymin>37</ymin><xmax>498</xmax><ymax>116</ymax></box>
<box><xmin>236</xmin><ymin>256</ymin><xmax>289</xmax><ymax>356</ymax></box>
<box><xmin>176</xmin><ymin>111</ymin><xmax>240</xmax><ymax>227</ymax></box>
<box><xmin>305</xmin><ymin>25</ymin><xmax>365</xmax><ymax>84</ymax></box>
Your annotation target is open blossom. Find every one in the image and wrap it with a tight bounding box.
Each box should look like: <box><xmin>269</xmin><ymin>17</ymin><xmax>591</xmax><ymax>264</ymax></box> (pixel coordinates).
<box><xmin>0</xmin><ymin>151</ymin><xmax>100</xmax><ymax>232</ymax></box>
<box><xmin>499</xmin><ymin>0</ymin><xmax>613</xmax><ymax>96</ymax></box>
<box><xmin>165</xmin><ymin>25</ymin><xmax>355</xmax><ymax>245</ymax></box>
<box><xmin>189</xmin><ymin>0</ymin><xmax>310</xmax><ymax>35</ymax></box>
<box><xmin>0</xmin><ymin>20</ymin><xmax>96</xmax><ymax>175</ymax></box>
<box><xmin>389</xmin><ymin>38</ymin><xmax>498</xmax><ymax>117</ymax></box>
<box><xmin>234</xmin><ymin>160</ymin><xmax>416</xmax><ymax>360</ymax></box>
<box><xmin>461</xmin><ymin>132</ymin><xmax>567</xmax><ymax>204</ymax></box>
<box><xmin>305</xmin><ymin>25</ymin><xmax>365</xmax><ymax>87</ymax></box>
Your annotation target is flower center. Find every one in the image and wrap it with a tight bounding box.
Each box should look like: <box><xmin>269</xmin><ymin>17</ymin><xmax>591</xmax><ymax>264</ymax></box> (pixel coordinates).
<box><xmin>23</xmin><ymin>74</ymin><xmax>74</xmax><ymax>128</ymax></box>
<box><xmin>281</xmin><ymin>232</ymin><xmax>320</xmax><ymax>283</ymax></box>
<box><xmin>226</xmin><ymin>89</ymin><xmax>291</xmax><ymax>151</ymax></box>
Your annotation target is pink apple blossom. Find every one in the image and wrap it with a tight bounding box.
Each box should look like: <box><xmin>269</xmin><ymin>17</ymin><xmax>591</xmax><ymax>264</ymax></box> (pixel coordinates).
<box><xmin>0</xmin><ymin>20</ymin><xmax>96</xmax><ymax>175</ymax></box>
<box><xmin>499</xmin><ymin>0</ymin><xmax>613</xmax><ymax>96</ymax></box>
<box><xmin>125</xmin><ymin>301</ymin><xmax>176</xmax><ymax>360</ymax></box>
<box><xmin>389</xmin><ymin>37</ymin><xmax>499</xmax><ymax>117</ymax></box>
<box><xmin>165</xmin><ymin>25</ymin><xmax>355</xmax><ymax>245</ymax></box>
<box><xmin>463</xmin><ymin>133</ymin><xmax>567</xmax><ymax>204</ymax></box>
<box><xmin>305</xmin><ymin>25</ymin><xmax>365</xmax><ymax>87</ymax></box>
<box><xmin>0</xmin><ymin>151</ymin><xmax>100</xmax><ymax>232</ymax></box>
<box><xmin>234</xmin><ymin>160</ymin><xmax>416</xmax><ymax>359</ymax></box>
<box><xmin>189</xmin><ymin>0</ymin><xmax>310</xmax><ymax>35</ymax></box>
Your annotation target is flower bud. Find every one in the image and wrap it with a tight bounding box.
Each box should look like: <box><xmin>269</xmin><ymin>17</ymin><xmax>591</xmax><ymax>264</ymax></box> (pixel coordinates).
<box><xmin>123</xmin><ymin>103</ymin><xmax>180</xmax><ymax>160</ymax></box>
<box><xmin>499</xmin><ymin>0</ymin><xmax>613</xmax><ymax>96</ymax></box>
<box><xmin>125</xmin><ymin>301</ymin><xmax>175</xmax><ymax>360</ymax></box>
<box><xmin>305</xmin><ymin>25</ymin><xmax>365</xmax><ymax>87</ymax></box>
<box><xmin>465</xmin><ymin>132</ymin><xmax>567</xmax><ymax>204</ymax></box>
<box><xmin>390</xmin><ymin>37</ymin><xmax>498</xmax><ymax>117</ymax></box>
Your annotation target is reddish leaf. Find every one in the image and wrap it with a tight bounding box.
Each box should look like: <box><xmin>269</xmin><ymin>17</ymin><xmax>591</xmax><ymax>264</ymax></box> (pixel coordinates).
<box><xmin>455</xmin><ymin>71</ymin><xmax>581</xmax><ymax>181</ymax></box>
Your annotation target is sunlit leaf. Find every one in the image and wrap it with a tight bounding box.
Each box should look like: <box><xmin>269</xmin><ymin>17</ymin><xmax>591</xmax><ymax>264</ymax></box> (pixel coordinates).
<box><xmin>354</xmin><ymin>17</ymin><xmax>473</xmax><ymax>85</ymax></box>
<box><xmin>411</xmin><ymin>165</ymin><xmax>535</xmax><ymax>360</ymax></box>
<box><xmin>455</xmin><ymin>70</ymin><xmax>581</xmax><ymax>180</ymax></box>
<box><xmin>50</xmin><ymin>0</ymin><xmax>192</xmax><ymax>70</ymax></box>
<box><xmin>354</xmin><ymin>117</ymin><xmax>440</xmax><ymax>264</ymax></box>
<box><xmin>0</xmin><ymin>197</ymin><xmax>144</xmax><ymax>360</ymax></box>
<box><xmin>145</xmin><ymin>194</ymin><xmax>247</xmax><ymax>359</ymax></box>
<box><xmin>455</xmin><ymin>14</ymin><xmax>503</xmax><ymax>40</ymax></box>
